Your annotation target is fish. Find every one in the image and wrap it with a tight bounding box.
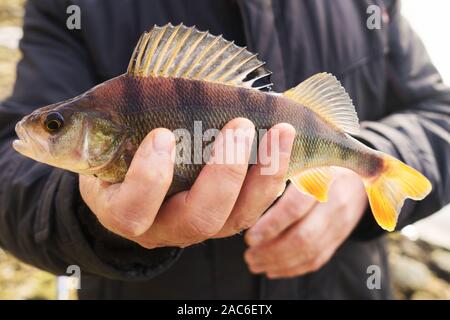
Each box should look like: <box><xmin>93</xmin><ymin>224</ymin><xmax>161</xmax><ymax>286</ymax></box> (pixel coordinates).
<box><xmin>13</xmin><ymin>23</ymin><xmax>432</xmax><ymax>231</ymax></box>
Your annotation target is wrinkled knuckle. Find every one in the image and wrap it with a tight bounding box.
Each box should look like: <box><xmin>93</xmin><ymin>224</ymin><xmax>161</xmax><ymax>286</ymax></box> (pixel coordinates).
<box><xmin>261</xmin><ymin>220</ymin><xmax>280</xmax><ymax>239</ymax></box>
<box><xmin>242</xmin><ymin>218</ymin><xmax>258</xmax><ymax>230</ymax></box>
<box><xmin>190</xmin><ymin>224</ymin><xmax>219</xmax><ymax>239</ymax></box>
<box><xmin>108</xmin><ymin>207</ymin><xmax>148</xmax><ymax>237</ymax></box>
<box><xmin>233</xmin><ymin>217</ymin><xmax>258</xmax><ymax>233</ymax></box>
<box><xmin>142</xmin><ymin>167</ymin><xmax>171</xmax><ymax>186</ymax></box>
<box><xmin>282</xmin><ymin>200</ymin><xmax>301</xmax><ymax>220</ymax></box>
<box><xmin>221</xmin><ymin>165</ymin><xmax>246</xmax><ymax>185</ymax></box>
<box><xmin>294</xmin><ymin>229</ymin><xmax>310</xmax><ymax>247</ymax></box>
<box><xmin>187</xmin><ymin>215</ymin><xmax>223</xmax><ymax>239</ymax></box>
<box><xmin>110</xmin><ymin>217</ymin><xmax>145</xmax><ymax>238</ymax></box>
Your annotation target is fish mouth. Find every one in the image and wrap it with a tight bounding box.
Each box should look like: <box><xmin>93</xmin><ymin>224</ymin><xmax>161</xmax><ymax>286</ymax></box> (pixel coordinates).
<box><xmin>14</xmin><ymin>121</ymin><xmax>27</xmax><ymax>141</ymax></box>
<box><xmin>13</xmin><ymin>122</ymin><xmax>30</xmax><ymax>153</ymax></box>
<box><xmin>12</xmin><ymin>138</ymin><xmax>26</xmax><ymax>154</ymax></box>
<box><xmin>12</xmin><ymin>121</ymin><xmax>44</xmax><ymax>158</ymax></box>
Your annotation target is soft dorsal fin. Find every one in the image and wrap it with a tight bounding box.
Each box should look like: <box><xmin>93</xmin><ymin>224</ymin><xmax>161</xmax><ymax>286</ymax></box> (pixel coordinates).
<box><xmin>127</xmin><ymin>23</ymin><xmax>272</xmax><ymax>90</ymax></box>
<box><xmin>283</xmin><ymin>73</ymin><xmax>360</xmax><ymax>134</ymax></box>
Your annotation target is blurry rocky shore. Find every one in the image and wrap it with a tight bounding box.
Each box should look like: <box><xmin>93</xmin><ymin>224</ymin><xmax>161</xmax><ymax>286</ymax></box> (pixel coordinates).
<box><xmin>389</xmin><ymin>233</ymin><xmax>450</xmax><ymax>299</ymax></box>
<box><xmin>0</xmin><ymin>0</ymin><xmax>449</xmax><ymax>300</ymax></box>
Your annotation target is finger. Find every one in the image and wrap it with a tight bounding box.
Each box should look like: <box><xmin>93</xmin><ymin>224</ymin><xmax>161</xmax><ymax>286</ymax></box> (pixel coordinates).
<box><xmin>266</xmin><ymin>246</ymin><xmax>337</xmax><ymax>279</ymax></box>
<box><xmin>94</xmin><ymin>128</ymin><xmax>175</xmax><ymax>237</ymax></box>
<box><xmin>250</xmin><ymin>220</ymin><xmax>338</xmax><ymax>275</ymax></box>
<box><xmin>148</xmin><ymin>118</ymin><xmax>255</xmax><ymax>244</ymax></box>
<box><xmin>216</xmin><ymin>123</ymin><xmax>296</xmax><ymax>237</ymax></box>
<box><xmin>245</xmin><ymin>201</ymin><xmax>333</xmax><ymax>270</ymax></box>
<box><xmin>245</xmin><ymin>183</ymin><xmax>316</xmax><ymax>246</ymax></box>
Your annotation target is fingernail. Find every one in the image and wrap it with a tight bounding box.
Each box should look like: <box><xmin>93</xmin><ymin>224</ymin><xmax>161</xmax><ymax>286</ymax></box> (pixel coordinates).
<box><xmin>153</xmin><ymin>129</ymin><xmax>174</xmax><ymax>153</ymax></box>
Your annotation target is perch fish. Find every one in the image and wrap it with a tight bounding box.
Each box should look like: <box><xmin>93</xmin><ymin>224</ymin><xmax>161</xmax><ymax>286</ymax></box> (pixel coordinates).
<box><xmin>13</xmin><ymin>24</ymin><xmax>432</xmax><ymax>231</ymax></box>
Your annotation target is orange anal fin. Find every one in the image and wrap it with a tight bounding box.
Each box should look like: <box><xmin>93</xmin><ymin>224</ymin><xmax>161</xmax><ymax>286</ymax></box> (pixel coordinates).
<box><xmin>289</xmin><ymin>167</ymin><xmax>334</xmax><ymax>202</ymax></box>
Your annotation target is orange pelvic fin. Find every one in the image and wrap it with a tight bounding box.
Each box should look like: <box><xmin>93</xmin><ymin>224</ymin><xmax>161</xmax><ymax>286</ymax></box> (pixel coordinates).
<box><xmin>290</xmin><ymin>167</ymin><xmax>334</xmax><ymax>202</ymax></box>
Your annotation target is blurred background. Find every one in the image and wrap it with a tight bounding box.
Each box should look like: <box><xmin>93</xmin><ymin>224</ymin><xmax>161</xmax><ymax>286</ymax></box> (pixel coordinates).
<box><xmin>0</xmin><ymin>0</ymin><xmax>449</xmax><ymax>300</ymax></box>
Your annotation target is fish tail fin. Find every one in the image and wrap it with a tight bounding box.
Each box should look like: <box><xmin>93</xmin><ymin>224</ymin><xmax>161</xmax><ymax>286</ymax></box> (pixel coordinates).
<box><xmin>363</xmin><ymin>154</ymin><xmax>432</xmax><ymax>232</ymax></box>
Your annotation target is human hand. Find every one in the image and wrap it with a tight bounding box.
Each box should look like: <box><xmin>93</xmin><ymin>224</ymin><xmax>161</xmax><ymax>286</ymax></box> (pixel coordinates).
<box><xmin>244</xmin><ymin>167</ymin><xmax>368</xmax><ymax>278</ymax></box>
<box><xmin>80</xmin><ymin>118</ymin><xmax>296</xmax><ymax>248</ymax></box>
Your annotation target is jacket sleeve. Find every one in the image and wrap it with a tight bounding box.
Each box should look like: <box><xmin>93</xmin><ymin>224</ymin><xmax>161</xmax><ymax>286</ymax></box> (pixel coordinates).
<box><xmin>0</xmin><ymin>0</ymin><xmax>180</xmax><ymax>280</ymax></box>
<box><xmin>353</xmin><ymin>0</ymin><xmax>450</xmax><ymax>239</ymax></box>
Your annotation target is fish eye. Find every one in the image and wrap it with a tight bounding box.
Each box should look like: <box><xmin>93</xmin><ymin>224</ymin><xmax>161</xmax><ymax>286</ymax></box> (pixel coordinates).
<box><xmin>44</xmin><ymin>112</ymin><xmax>64</xmax><ymax>132</ymax></box>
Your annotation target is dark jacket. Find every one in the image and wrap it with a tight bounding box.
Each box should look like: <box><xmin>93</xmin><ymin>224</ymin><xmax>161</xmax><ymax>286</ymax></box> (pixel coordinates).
<box><xmin>0</xmin><ymin>0</ymin><xmax>449</xmax><ymax>299</ymax></box>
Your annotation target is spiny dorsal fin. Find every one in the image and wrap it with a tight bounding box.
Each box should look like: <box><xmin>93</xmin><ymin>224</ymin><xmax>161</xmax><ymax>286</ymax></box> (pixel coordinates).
<box><xmin>283</xmin><ymin>73</ymin><xmax>360</xmax><ymax>135</ymax></box>
<box><xmin>290</xmin><ymin>167</ymin><xmax>334</xmax><ymax>202</ymax></box>
<box><xmin>127</xmin><ymin>23</ymin><xmax>272</xmax><ymax>90</ymax></box>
